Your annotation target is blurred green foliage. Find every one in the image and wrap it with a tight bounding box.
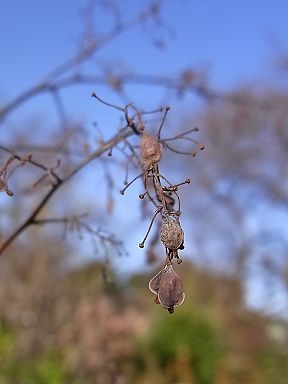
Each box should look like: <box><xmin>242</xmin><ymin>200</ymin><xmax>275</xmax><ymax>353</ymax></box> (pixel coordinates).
<box><xmin>258</xmin><ymin>347</ymin><xmax>288</xmax><ymax>384</ymax></box>
<box><xmin>0</xmin><ymin>260</ymin><xmax>287</xmax><ymax>384</ymax></box>
<box><xmin>0</xmin><ymin>322</ymin><xmax>68</xmax><ymax>384</ymax></box>
<box><xmin>139</xmin><ymin>312</ymin><xmax>223</xmax><ymax>384</ymax></box>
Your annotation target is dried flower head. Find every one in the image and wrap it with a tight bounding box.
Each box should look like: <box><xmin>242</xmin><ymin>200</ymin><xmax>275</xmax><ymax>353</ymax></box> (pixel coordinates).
<box><xmin>140</xmin><ymin>132</ymin><xmax>162</xmax><ymax>166</ymax></box>
<box><xmin>160</xmin><ymin>215</ymin><xmax>184</xmax><ymax>251</ymax></box>
<box><xmin>149</xmin><ymin>264</ymin><xmax>185</xmax><ymax>314</ymax></box>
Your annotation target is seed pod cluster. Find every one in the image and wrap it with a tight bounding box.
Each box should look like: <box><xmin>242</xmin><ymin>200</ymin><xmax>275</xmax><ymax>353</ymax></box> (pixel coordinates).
<box><xmin>148</xmin><ymin>212</ymin><xmax>186</xmax><ymax>313</ymax></box>
<box><xmin>90</xmin><ymin>97</ymin><xmax>201</xmax><ymax>314</ymax></box>
<box><xmin>140</xmin><ymin>132</ymin><xmax>162</xmax><ymax>166</ymax></box>
<box><xmin>149</xmin><ymin>264</ymin><xmax>185</xmax><ymax>314</ymax></box>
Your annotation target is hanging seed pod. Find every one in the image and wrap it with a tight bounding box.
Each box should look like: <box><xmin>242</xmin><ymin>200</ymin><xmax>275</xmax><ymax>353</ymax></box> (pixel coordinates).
<box><xmin>140</xmin><ymin>132</ymin><xmax>162</xmax><ymax>166</ymax></box>
<box><xmin>157</xmin><ymin>264</ymin><xmax>185</xmax><ymax>314</ymax></box>
<box><xmin>149</xmin><ymin>268</ymin><xmax>165</xmax><ymax>294</ymax></box>
<box><xmin>160</xmin><ymin>216</ymin><xmax>184</xmax><ymax>251</ymax></box>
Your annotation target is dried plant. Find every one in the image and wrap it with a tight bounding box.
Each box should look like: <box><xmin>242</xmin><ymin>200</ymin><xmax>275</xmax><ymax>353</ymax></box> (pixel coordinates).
<box><xmin>91</xmin><ymin>94</ymin><xmax>204</xmax><ymax>313</ymax></box>
<box><xmin>0</xmin><ymin>2</ymin><xmax>213</xmax><ymax>314</ymax></box>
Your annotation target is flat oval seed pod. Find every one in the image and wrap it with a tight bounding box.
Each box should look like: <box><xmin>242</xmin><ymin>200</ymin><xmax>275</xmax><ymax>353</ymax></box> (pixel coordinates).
<box><xmin>148</xmin><ymin>268</ymin><xmax>165</xmax><ymax>294</ymax></box>
<box><xmin>157</xmin><ymin>265</ymin><xmax>185</xmax><ymax>312</ymax></box>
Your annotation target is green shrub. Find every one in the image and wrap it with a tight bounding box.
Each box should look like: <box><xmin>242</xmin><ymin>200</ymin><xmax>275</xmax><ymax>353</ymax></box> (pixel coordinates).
<box><xmin>139</xmin><ymin>311</ymin><xmax>223</xmax><ymax>384</ymax></box>
<box><xmin>0</xmin><ymin>321</ymin><xmax>69</xmax><ymax>384</ymax></box>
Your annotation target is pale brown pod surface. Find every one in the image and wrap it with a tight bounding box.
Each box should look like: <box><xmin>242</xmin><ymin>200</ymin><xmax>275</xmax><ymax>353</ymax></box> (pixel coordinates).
<box><xmin>157</xmin><ymin>265</ymin><xmax>185</xmax><ymax>312</ymax></box>
<box><xmin>149</xmin><ymin>268</ymin><xmax>165</xmax><ymax>294</ymax></box>
<box><xmin>140</xmin><ymin>132</ymin><xmax>162</xmax><ymax>166</ymax></box>
<box><xmin>160</xmin><ymin>216</ymin><xmax>184</xmax><ymax>251</ymax></box>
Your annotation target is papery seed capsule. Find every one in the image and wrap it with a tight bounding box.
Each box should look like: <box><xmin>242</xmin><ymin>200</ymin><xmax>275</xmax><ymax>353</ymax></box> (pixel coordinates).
<box><xmin>148</xmin><ymin>268</ymin><xmax>165</xmax><ymax>294</ymax></box>
<box><xmin>160</xmin><ymin>216</ymin><xmax>184</xmax><ymax>251</ymax></box>
<box><xmin>140</xmin><ymin>132</ymin><xmax>162</xmax><ymax>166</ymax></box>
<box><xmin>157</xmin><ymin>264</ymin><xmax>185</xmax><ymax>313</ymax></box>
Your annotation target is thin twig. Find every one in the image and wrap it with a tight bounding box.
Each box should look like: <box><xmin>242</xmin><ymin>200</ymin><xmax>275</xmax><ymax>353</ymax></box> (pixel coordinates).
<box><xmin>91</xmin><ymin>92</ymin><xmax>125</xmax><ymax>112</ymax></box>
<box><xmin>0</xmin><ymin>145</ymin><xmax>62</xmax><ymax>183</ymax></box>
<box><xmin>157</xmin><ymin>106</ymin><xmax>170</xmax><ymax>140</ymax></box>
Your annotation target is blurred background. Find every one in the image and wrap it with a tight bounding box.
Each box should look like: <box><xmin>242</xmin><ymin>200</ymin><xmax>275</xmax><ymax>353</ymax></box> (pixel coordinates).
<box><xmin>1</xmin><ymin>1</ymin><xmax>288</xmax><ymax>383</ymax></box>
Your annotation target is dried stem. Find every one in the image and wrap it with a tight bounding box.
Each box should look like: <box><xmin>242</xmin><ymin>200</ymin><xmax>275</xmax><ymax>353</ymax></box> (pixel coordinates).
<box><xmin>120</xmin><ymin>172</ymin><xmax>145</xmax><ymax>195</ymax></box>
<box><xmin>139</xmin><ymin>207</ymin><xmax>163</xmax><ymax>248</ymax></box>
<box><xmin>157</xmin><ymin>106</ymin><xmax>170</xmax><ymax>140</ymax></box>
<box><xmin>91</xmin><ymin>92</ymin><xmax>125</xmax><ymax>112</ymax></box>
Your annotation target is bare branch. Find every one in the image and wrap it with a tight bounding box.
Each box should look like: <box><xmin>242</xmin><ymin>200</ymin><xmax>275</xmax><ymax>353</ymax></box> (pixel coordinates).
<box><xmin>0</xmin><ymin>129</ymin><xmax>133</xmax><ymax>256</ymax></box>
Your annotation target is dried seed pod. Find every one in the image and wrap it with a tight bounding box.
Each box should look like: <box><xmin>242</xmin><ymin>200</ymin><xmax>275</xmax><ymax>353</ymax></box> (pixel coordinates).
<box><xmin>160</xmin><ymin>216</ymin><xmax>184</xmax><ymax>251</ymax></box>
<box><xmin>140</xmin><ymin>132</ymin><xmax>162</xmax><ymax>166</ymax></box>
<box><xmin>157</xmin><ymin>264</ymin><xmax>185</xmax><ymax>313</ymax></box>
<box><xmin>149</xmin><ymin>268</ymin><xmax>165</xmax><ymax>294</ymax></box>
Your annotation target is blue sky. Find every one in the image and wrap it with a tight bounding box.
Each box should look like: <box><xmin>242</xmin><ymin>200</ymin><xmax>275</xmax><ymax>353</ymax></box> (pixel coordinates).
<box><xmin>1</xmin><ymin>0</ymin><xmax>287</xmax><ymax>149</ymax></box>
<box><xmin>1</xmin><ymin>0</ymin><xmax>288</xmax><ymax>101</ymax></box>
